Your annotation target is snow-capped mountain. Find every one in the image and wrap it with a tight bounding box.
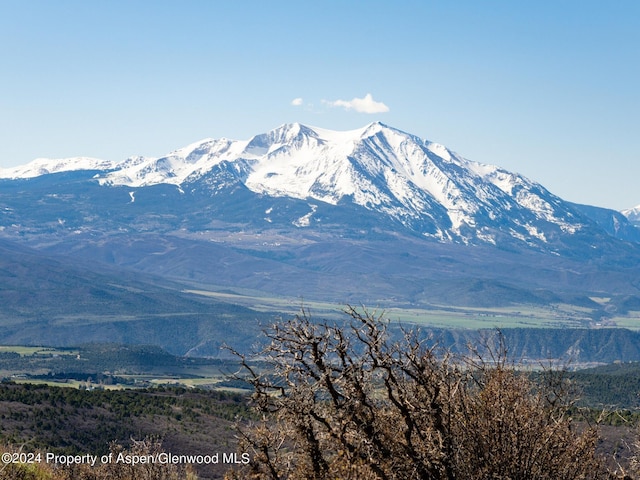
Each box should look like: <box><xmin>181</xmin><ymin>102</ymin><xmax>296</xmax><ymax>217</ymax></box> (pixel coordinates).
<box><xmin>167</xmin><ymin>121</ymin><xmax>620</xmax><ymax>248</ymax></box>
<box><xmin>107</xmin><ymin>123</ymin><xmax>579</xmax><ymax>240</ymax></box>
<box><xmin>1</xmin><ymin>122</ymin><xmax>605</xmax><ymax>249</ymax></box>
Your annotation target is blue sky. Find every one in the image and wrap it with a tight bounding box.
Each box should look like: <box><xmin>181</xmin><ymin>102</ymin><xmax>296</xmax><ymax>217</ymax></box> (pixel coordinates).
<box><xmin>1</xmin><ymin>1</ymin><xmax>638</xmax><ymax>210</ymax></box>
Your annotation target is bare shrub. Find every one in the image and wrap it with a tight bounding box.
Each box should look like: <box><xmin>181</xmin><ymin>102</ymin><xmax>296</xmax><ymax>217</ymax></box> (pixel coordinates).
<box><xmin>227</xmin><ymin>306</ymin><xmax>609</xmax><ymax>480</ymax></box>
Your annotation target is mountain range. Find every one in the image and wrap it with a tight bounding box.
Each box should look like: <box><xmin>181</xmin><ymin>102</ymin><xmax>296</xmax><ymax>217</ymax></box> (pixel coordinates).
<box><xmin>1</xmin><ymin>122</ymin><xmax>640</xmax><ymax>355</ymax></box>
<box><xmin>4</xmin><ymin>122</ymin><xmax>639</xmax><ymax>248</ymax></box>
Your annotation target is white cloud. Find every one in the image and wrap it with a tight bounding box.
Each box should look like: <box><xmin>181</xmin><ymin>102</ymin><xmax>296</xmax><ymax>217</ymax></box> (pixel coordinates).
<box><xmin>324</xmin><ymin>93</ymin><xmax>389</xmax><ymax>114</ymax></box>
<box><xmin>291</xmin><ymin>97</ymin><xmax>304</xmax><ymax>106</ymax></box>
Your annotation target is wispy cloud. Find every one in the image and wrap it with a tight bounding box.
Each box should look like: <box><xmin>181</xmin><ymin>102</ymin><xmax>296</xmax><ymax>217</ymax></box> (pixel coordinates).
<box><xmin>291</xmin><ymin>97</ymin><xmax>304</xmax><ymax>106</ymax></box>
<box><xmin>324</xmin><ymin>93</ymin><xmax>389</xmax><ymax>114</ymax></box>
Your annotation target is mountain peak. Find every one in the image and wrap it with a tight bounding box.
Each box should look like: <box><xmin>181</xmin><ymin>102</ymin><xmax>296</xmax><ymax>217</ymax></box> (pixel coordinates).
<box><xmin>358</xmin><ymin>121</ymin><xmax>386</xmax><ymax>137</ymax></box>
<box><xmin>269</xmin><ymin>122</ymin><xmax>319</xmax><ymax>140</ymax></box>
<box><xmin>363</xmin><ymin>120</ymin><xmax>390</xmax><ymax>131</ymax></box>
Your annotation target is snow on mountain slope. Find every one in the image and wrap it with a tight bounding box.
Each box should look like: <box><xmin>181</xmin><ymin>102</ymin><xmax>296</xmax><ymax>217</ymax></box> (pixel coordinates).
<box><xmin>0</xmin><ymin>157</ymin><xmax>114</xmax><ymax>178</ymax></box>
<box><xmin>0</xmin><ymin>122</ymin><xmax>590</xmax><ymax>246</ymax></box>
<box><xmin>622</xmin><ymin>204</ymin><xmax>640</xmax><ymax>223</ymax></box>
<box><xmin>100</xmin><ymin>137</ymin><xmax>254</xmax><ymax>187</ymax></box>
